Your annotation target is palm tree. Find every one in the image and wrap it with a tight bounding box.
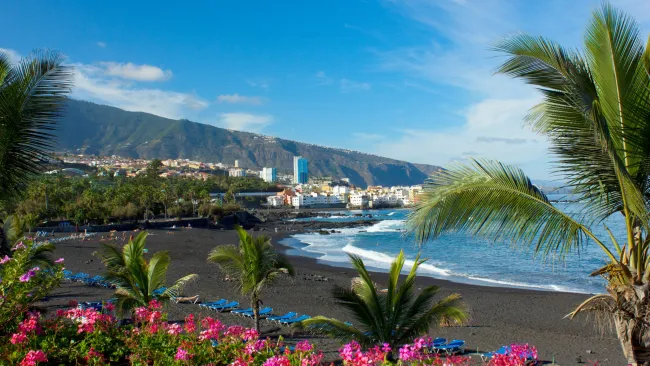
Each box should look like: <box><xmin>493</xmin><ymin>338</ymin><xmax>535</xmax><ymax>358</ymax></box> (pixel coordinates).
<box><xmin>407</xmin><ymin>4</ymin><xmax>650</xmax><ymax>364</ymax></box>
<box><xmin>0</xmin><ymin>50</ymin><xmax>72</xmax><ymax>256</ymax></box>
<box><xmin>300</xmin><ymin>250</ymin><xmax>467</xmax><ymax>355</ymax></box>
<box><xmin>208</xmin><ymin>226</ymin><xmax>294</xmax><ymax>332</ymax></box>
<box><xmin>100</xmin><ymin>232</ymin><xmax>198</xmax><ymax>316</ymax></box>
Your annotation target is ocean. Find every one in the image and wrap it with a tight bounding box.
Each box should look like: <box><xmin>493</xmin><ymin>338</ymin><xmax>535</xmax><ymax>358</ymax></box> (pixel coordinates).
<box><xmin>279</xmin><ymin>194</ymin><xmax>625</xmax><ymax>294</ymax></box>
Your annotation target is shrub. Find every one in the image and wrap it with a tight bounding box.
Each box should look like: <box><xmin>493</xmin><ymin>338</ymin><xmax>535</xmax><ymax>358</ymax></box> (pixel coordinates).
<box><xmin>0</xmin><ymin>300</ymin><xmax>324</xmax><ymax>365</ymax></box>
<box><xmin>0</xmin><ymin>239</ymin><xmax>63</xmax><ymax>333</ymax></box>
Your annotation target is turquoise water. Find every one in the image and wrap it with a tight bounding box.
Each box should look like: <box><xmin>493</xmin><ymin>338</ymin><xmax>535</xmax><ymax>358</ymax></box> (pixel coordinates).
<box><xmin>279</xmin><ymin>195</ymin><xmax>625</xmax><ymax>294</ymax></box>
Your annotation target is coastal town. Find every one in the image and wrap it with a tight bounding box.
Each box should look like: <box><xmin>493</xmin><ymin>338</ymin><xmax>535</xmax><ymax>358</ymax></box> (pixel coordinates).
<box><xmin>52</xmin><ymin>153</ymin><xmax>424</xmax><ymax>209</ymax></box>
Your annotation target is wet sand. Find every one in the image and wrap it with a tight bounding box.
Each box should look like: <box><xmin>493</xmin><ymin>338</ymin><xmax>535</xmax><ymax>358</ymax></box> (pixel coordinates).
<box><xmin>43</xmin><ymin>228</ymin><xmax>623</xmax><ymax>364</ymax></box>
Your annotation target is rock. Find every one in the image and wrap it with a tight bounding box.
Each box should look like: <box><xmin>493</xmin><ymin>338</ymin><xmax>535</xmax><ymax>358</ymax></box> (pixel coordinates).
<box><xmin>576</xmin><ymin>355</ymin><xmax>582</xmax><ymax>363</ymax></box>
<box><xmin>586</xmin><ymin>350</ymin><xmax>593</xmax><ymax>354</ymax></box>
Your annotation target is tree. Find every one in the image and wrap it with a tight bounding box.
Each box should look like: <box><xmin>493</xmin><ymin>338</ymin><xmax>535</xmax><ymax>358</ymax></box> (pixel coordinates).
<box><xmin>208</xmin><ymin>226</ymin><xmax>294</xmax><ymax>332</ymax></box>
<box><xmin>100</xmin><ymin>232</ymin><xmax>198</xmax><ymax>316</ymax></box>
<box><xmin>407</xmin><ymin>5</ymin><xmax>650</xmax><ymax>364</ymax></box>
<box><xmin>0</xmin><ymin>50</ymin><xmax>72</xmax><ymax>255</ymax></box>
<box><xmin>300</xmin><ymin>251</ymin><xmax>467</xmax><ymax>356</ymax></box>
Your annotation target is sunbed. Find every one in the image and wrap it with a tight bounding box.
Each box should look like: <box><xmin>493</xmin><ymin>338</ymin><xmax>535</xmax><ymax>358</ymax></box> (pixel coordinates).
<box><xmin>430</xmin><ymin>337</ymin><xmax>446</xmax><ymax>348</ymax></box>
<box><xmin>481</xmin><ymin>346</ymin><xmax>509</xmax><ymax>361</ymax></box>
<box><xmin>434</xmin><ymin>340</ymin><xmax>465</xmax><ymax>355</ymax></box>
<box><xmin>280</xmin><ymin>315</ymin><xmax>310</xmax><ymax>325</ymax></box>
<box><xmin>199</xmin><ymin>299</ymin><xmax>227</xmax><ymax>308</ymax></box>
<box><xmin>266</xmin><ymin>312</ymin><xmax>297</xmax><ymax>323</ymax></box>
<box><xmin>231</xmin><ymin>307</ymin><xmax>253</xmax><ymax>315</ymax></box>
<box><xmin>209</xmin><ymin>301</ymin><xmax>239</xmax><ymax>312</ymax></box>
<box><xmin>242</xmin><ymin>307</ymin><xmax>272</xmax><ymax>318</ymax></box>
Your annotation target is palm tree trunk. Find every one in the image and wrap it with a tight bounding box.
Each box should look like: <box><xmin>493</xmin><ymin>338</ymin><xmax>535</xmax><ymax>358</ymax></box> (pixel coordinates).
<box><xmin>252</xmin><ymin>294</ymin><xmax>260</xmax><ymax>332</ymax></box>
<box><xmin>614</xmin><ymin>289</ymin><xmax>650</xmax><ymax>365</ymax></box>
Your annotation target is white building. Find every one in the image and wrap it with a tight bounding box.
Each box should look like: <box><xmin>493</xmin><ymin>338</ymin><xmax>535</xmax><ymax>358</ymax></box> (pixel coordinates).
<box><xmin>291</xmin><ymin>193</ymin><xmax>343</xmax><ymax>208</ymax></box>
<box><xmin>260</xmin><ymin>167</ymin><xmax>277</xmax><ymax>183</ymax></box>
<box><xmin>229</xmin><ymin>168</ymin><xmax>246</xmax><ymax>177</ymax></box>
<box><xmin>349</xmin><ymin>193</ymin><xmax>368</xmax><ymax>208</ymax></box>
<box><xmin>266</xmin><ymin>195</ymin><xmax>284</xmax><ymax>207</ymax></box>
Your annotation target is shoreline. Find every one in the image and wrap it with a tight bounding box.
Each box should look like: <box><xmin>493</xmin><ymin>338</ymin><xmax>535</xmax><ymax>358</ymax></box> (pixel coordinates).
<box><xmin>45</xmin><ymin>228</ymin><xmax>624</xmax><ymax>364</ymax></box>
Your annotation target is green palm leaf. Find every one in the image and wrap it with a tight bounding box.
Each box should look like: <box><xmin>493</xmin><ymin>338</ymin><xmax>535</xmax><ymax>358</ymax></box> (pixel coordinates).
<box><xmin>100</xmin><ymin>232</ymin><xmax>198</xmax><ymax>315</ymax></box>
<box><xmin>300</xmin><ymin>250</ymin><xmax>467</xmax><ymax>350</ymax></box>
<box><xmin>407</xmin><ymin>158</ymin><xmax>616</xmax><ymax>261</ymax></box>
<box><xmin>208</xmin><ymin>225</ymin><xmax>294</xmax><ymax>331</ymax></box>
<box><xmin>0</xmin><ymin>50</ymin><xmax>72</xmax><ymax>203</ymax></box>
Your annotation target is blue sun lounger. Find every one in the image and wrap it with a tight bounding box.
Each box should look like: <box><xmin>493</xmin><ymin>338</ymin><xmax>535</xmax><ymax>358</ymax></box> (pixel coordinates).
<box><xmin>70</xmin><ymin>273</ymin><xmax>90</xmax><ymax>282</ymax></box>
<box><xmin>243</xmin><ymin>307</ymin><xmax>272</xmax><ymax>318</ymax></box>
<box><xmin>209</xmin><ymin>301</ymin><xmax>239</xmax><ymax>312</ymax></box>
<box><xmin>83</xmin><ymin>275</ymin><xmax>105</xmax><ymax>286</ymax></box>
<box><xmin>280</xmin><ymin>315</ymin><xmax>310</xmax><ymax>325</ymax></box>
<box><xmin>200</xmin><ymin>299</ymin><xmax>227</xmax><ymax>308</ymax></box>
<box><xmin>152</xmin><ymin>287</ymin><xmax>167</xmax><ymax>296</ymax></box>
<box><xmin>430</xmin><ymin>337</ymin><xmax>446</xmax><ymax>348</ymax></box>
<box><xmin>266</xmin><ymin>312</ymin><xmax>297</xmax><ymax>323</ymax></box>
<box><xmin>481</xmin><ymin>346</ymin><xmax>509</xmax><ymax>361</ymax></box>
<box><xmin>434</xmin><ymin>340</ymin><xmax>465</xmax><ymax>355</ymax></box>
<box><xmin>231</xmin><ymin>307</ymin><xmax>253</xmax><ymax>315</ymax></box>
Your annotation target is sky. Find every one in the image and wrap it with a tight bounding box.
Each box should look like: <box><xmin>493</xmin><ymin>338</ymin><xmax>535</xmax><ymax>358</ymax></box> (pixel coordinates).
<box><xmin>3</xmin><ymin>0</ymin><xmax>650</xmax><ymax>180</ymax></box>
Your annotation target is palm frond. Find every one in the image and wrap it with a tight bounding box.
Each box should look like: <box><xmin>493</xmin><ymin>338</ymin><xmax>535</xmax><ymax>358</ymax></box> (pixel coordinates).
<box><xmin>162</xmin><ymin>274</ymin><xmax>198</xmax><ymax>299</ymax></box>
<box><xmin>0</xmin><ymin>50</ymin><xmax>73</xmax><ymax>201</ymax></box>
<box><xmin>147</xmin><ymin>251</ymin><xmax>171</xmax><ymax>295</ymax></box>
<box><xmin>27</xmin><ymin>242</ymin><xmax>55</xmax><ymax>268</ymax></box>
<box><xmin>407</xmin><ymin>159</ymin><xmax>617</xmax><ymax>261</ymax></box>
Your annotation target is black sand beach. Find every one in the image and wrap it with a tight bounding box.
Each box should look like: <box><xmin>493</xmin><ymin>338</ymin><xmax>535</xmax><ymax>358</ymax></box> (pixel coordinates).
<box><xmin>42</xmin><ymin>228</ymin><xmax>623</xmax><ymax>365</ymax></box>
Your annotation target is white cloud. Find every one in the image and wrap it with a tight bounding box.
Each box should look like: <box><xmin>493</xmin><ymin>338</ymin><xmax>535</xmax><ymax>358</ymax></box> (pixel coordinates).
<box><xmin>374</xmin><ymin>97</ymin><xmax>550</xmax><ymax>178</ymax></box>
<box><xmin>100</xmin><ymin>62</ymin><xmax>172</xmax><ymax>82</ymax></box>
<box><xmin>339</xmin><ymin>78</ymin><xmax>371</xmax><ymax>92</ymax></box>
<box><xmin>96</xmin><ymin>41</ymin><xmax>106</xmax><ymax>48</ymax></box>
<box><xmin>215</xmin><ymin>112</ymin><xmax>273</xmax><ymax>132</ymax></box>
<box><xmin>73</xmin><ymin>63</ymin><xmax>208</xmax><ymax>119</ymax></box>
<box><xmin>217</xmin><ymin>93</ymin><xmax>267</xmax><ymax>105</ymax></box>
<box><xmin>0</xmin><ymin>48</ymin><xmax>21</xmax><ymax>64</ymax></box>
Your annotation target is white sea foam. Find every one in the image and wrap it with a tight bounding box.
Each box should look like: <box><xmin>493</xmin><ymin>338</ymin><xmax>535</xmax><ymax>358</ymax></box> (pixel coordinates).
<box><xmin>365</xmin><ymin>219</ymin><xmax>405</xmax><ymax>233</ymax></box>
<box><xmin>342</xmin><ymin>244</ymin><xmax>451</xmax><ymax>277</ymax></box>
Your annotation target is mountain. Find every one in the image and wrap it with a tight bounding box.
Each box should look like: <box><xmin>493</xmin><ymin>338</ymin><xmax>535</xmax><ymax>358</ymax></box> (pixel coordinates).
<box><xmin>54</xmin><ymin>99</ymin><xmax>441</xmax><ymax>187</ymax></box>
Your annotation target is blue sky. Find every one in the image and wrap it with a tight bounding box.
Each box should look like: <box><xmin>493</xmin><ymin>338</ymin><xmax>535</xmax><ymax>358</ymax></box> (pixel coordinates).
<box><xmin>3</xmin><ymin>0</ymin><xmax>650</xmax><ymax>179</ymax></box>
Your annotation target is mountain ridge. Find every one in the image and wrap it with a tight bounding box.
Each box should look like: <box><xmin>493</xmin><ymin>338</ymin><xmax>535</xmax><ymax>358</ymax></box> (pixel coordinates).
<box><xmin>54</xmin><ymin>99</ymin><xmax>441</xmax><ymax>187</ymax></box>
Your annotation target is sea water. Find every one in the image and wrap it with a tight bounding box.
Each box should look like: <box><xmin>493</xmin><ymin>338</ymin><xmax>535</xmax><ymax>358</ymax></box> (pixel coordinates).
<box><xmin>279</xmin><ymin>194</ymin><xmax>625</xmax><ymax>294</ymax></box>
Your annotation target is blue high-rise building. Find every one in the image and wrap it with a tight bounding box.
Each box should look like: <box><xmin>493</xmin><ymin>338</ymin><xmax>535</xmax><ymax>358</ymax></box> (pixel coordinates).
<box><xmin>293</xmin><ymin>156</ymin><xmax>308</xmax><ymax>184</ymax></box>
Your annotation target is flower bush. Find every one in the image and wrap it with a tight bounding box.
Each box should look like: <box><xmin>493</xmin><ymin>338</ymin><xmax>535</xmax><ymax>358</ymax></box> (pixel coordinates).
<box><xmin>0</xmin><ymin>299</ymin><xmax>540</xmax><ymax>365</ymax></box>
<box><xmin>0</xmin><ymin>300</ymin><xmax>324</xmax><ymax>365</ymax></box>
<box><xmin>0</xmin><ymin>239</ymin><xmax>63</xmax><ymax>333</ymax></box>
<box><xmin>338</xmin><ymin>338</ymin><xmax>538</xmax><ymax>365</ymax></box>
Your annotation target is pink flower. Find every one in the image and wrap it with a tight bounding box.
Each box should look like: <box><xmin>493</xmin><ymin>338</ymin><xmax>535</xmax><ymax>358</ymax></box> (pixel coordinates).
<box><xmin>184</xmin><ymin>314</ymin><xmax>196</xmax><ymax>333</ymax></box>
<box><xmin>245</xmin><ymin>340</ymin><xmax>267</xmax><ymax>354</ymax></box>
<box><xmin>104</xmin><ymin>302</ymin><xmax>115</xmax><ymax>312</ymax></box>
<box><xmin>0</xmin><ymin>255</ymin><xmax>11</xmax><ymax>264</ymax></box>
<box><xmin>10</xmin><ymin>332</ymin><xmax>28</xmax><ymax>344</ymax></box>
<box><xmin>262</xmin><ymin>355</ymin><xmax>290</xmax><ymax>366</ymax></box>
<box><xmin>54</xmin><ymin>258</ymin><xmax>64</xmax><ymax>264</ymax></box>
<box><xmin>175</xmin><ymin>347</ymin><xmax>190</xmax><ymax>361</ymax></box>
<box><xmin>19</xmin><ymin>270</ymin><xmax>36</xmax><ymax>282</ymax></box>
<box><xmin>19</xmin><ymin>350</ymin><xmax>47</xmax><ymax>366</ymax></box>
<box><xmin>224</xmin><ymin>325</ymin><xmax>244</xmax><ymax>338</ymax></box>
<box><xmin>167</xmin><ymin>323</ymin><xmax>182</xmax><ymax>335</ymax></box>
<box><xmin>295</xmin><ymin>340</ymin><xmax>313</xmax><ymax>352</ymax></box>
<box><xmin>12</xmin><ymin>242</ymin><xmax>26</xmax><ymax>251</ymax></box>
<box><xmin>381</xmin><ymin>343</ymin><xmax>391</xmax><ymax>353</ymax></box>
<box><xmin>148</xmin><ymin>299</ymin><xmax>162</xmax><ymax>309</ymax></box>
<box><xmin>85</xmin><ymin>347</ymin><xmax>104</xmax><ymax>361</ymax></box>
<box><xmin>243</xmin><ymin>328</ymin><xmax>259</xmax><ymax>341</ymax></box>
